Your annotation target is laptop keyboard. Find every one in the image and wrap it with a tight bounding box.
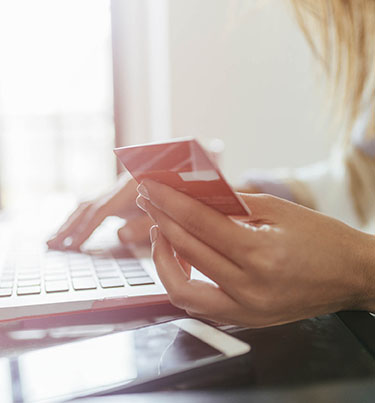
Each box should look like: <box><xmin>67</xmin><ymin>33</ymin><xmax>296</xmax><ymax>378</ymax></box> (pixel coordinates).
<box><xmin>0</xmin><ymin>250</ymin><xmax>155</xmax><ymax>298</ymax></box>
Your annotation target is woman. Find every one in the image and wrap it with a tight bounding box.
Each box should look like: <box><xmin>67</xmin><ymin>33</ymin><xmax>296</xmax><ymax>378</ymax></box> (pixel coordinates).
<box><xmin>48</xmin><ymin>0</ymin><xmax>375</xmax><ymax>327</ymax></box>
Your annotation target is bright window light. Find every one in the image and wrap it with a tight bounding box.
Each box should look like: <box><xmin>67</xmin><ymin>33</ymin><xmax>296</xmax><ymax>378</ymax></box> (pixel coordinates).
<box><xmin>0</xmin><ymin>0</ymin><xmax>115</xmax><ymax>209</ymax></box>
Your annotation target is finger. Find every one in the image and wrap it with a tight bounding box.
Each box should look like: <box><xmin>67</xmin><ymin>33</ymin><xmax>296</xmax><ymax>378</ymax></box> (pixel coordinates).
<box><xmin>118</xmin><ymin>214</ymin><xmax>153</xmax><ymax>244</ymax></box>
<box><xmin>48</xmin><ymin>176</ymin><xmax>141</xmax><ymax>250</ymax></box>
<box><xmin>50</xmin><ymin>203</ymin><xmax>108</xmax><ymax>250</ymax></box>
<box><xmin>138</xmin><ymin>180</ymin><xmax>257</xmax><ymax>263</ymax></box>
<box><xmin>143</xmin><ymin>201</ymin><xmax>246</xmax><ymax>291</ymax></box>
<box><xmin>47</xmin><ymin>202</ymin><xmax>92</xmax><ymax>249</ymax></box>
<box><xmin>66</xmin><ymin>180</ymin><xmax>141</xmax><ymax>248</ymax></box>
<box><xmin>68</xmin><ymin>205</ymin><xmax>109</xmax><ymax>249</ymax></box>
<box><xmin>151</xmin><ymin>226</ymin><xmax>242</xmax><ymax>317</ymax></box>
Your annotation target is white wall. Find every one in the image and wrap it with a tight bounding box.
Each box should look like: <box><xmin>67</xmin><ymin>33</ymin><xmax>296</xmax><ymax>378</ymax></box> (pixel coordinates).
<box><xmin>167</xmin><ymin>0</ymin><xmax>335</xmax><ymax>182</ymax></box>
<box><xmin>114</xmin><ymin>0</ymin><xmax>335</xmax><ymax>183</ymax></box>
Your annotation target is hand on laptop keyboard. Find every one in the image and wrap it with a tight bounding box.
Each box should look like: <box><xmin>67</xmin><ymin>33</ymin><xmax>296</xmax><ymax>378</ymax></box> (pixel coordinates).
<box><xmin>47</xmin><ymin>175</ymin><xmax>153</xmax><ymax>250</ymax></box>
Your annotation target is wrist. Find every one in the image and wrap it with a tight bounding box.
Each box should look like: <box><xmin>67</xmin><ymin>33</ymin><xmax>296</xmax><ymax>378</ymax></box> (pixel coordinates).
<box><xmin>355</xmin><ymin>233</ymin><xmax>375</xmax><ymax>312</ymax></box>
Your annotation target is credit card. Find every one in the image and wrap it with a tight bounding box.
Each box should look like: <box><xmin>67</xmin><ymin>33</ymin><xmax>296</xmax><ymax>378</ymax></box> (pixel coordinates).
<box><xmin>114</xmin><ymin>138</ymin><xmax>250</xmax><ymax>216</ymax></box>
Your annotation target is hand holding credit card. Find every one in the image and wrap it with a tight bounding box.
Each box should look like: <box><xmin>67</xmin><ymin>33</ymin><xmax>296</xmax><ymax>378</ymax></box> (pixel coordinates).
<box><xmin>114</xmin><ymin>138</ymin><xmax>250</xmax><ymax>216</ymax></box>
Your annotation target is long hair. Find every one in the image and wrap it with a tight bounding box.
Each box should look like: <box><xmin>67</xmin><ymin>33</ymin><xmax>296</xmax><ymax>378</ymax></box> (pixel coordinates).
<box><xmin>290</xmin><ymin>0</ymin><xmax>375</xmax><ymax>131</ymax></box>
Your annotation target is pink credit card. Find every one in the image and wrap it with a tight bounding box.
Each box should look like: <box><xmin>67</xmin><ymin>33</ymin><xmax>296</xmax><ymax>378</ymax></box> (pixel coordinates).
<box><xmin>114</xmin><ymin>138</ymin><xmax>250</xmax><ymax>216</ymax></box>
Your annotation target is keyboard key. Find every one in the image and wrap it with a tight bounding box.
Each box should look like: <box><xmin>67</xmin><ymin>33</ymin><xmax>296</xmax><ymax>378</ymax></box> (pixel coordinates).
<box><xmin>121</xmin><ymin>269</ymin><xmax>145</xmax><ymax>277</ymax></box>
<box><xmin>92</xmin><ymin>259</ymin><xmax>114</xmax><ymax>267</ymax></box>
<box><xmin>45</xmin><ymin>251</ymin><xmax>65</xmax><ymax>258</ymax></box>
<box><xmin>116</xmin><ymin>258</ymin><xmax>139</xmax><ymax>266</ymax></box>
<box><xmin>1</xmin><ymin>265</ymin><xmax>15</xmax><ymax>273</ymax></box>
<box><xmin>70</xmin><ymin>271</ymin><xmax>92</xmax><ymax>278</ymax></box>
<box><xmin>1</xmin><ymin>273</ymin><xmax>15</xmax><ymax>281</ymax></box>
<box><xmin>68</xmin><ymin>253</ymin><xmax>90</xmax><ymax>262</ymax></box>
<box><xmin>69</xmin><ymin>263</ymin><xmax>92</xmax><ymax>270</ymax></box>
<box><xmin>126</xmin><ymin>277</ymin><xmax>155</xmax><ymax>286</ymax></box>
<box><xmin>96</xmin><ymin>271</ymin><xmax>121</xmax><ymax>279</ymax></box>
<box><xmin>1</xmin><ymin>275</ymin><xmax>14</xmax><ymax>282</ymax></box>
<box><xmin>0</xmin><ymin>281</ymin><xmax>14</xmax><ymax>288</ymax></box>
<box><xmin>95</xmin><ymin>266</ymin><xmax>118</xmax><ymax>273</ymax></box>
<box><xmin>45</xmin><ymin>263</ymin><xmax>66</xmax><ymax>270</ymax></box>
<box><xmin>99</xmin><ymin>278</ymin><xmax>124</xmax><ymax>288</ymax></box>
<box><xmin>117</xmin><ymin>262</ymin><xmax>141</xmax><ymax>270</ymax></box>
<box><xmin>17</xmin><ymin>268</ymin><xmax>40</xmax><ymax>274</ymax></box>
<box><xmin>17</xmin><ymin>279</ymin><xmax>41</xmax><ymax>287</ymax></box>
<box><xmin>123</xmin><ymin>271</ymin><xmax>148</xmax><ymax>279</ymax></box>
<box><xmin>0</xmin><ymin>289</ymin><xmax>13</xmax><ymax>297</ymax></box>
<box><xmin>17</xmin><ymin>274</ymin><xmax>40</xmax><ymax>285</ymax></box>
<box><xmin>17</xmin><ymin>286</ymin><xmax>41</xmax><ymax>295</ymax></box>
<box><xmin>17</xmin><ymin>264</ymin><xmax>40</xmax><ymax>271</ymax></box>
<box><xmin>72</xmin><ymin>278</ymin><xmax>97</xmax><ymax>290</ymax></box>
<box><xmin>120</xmin><ymin>265</ymin><xmax>143</xmax><ymax>272</ymax></box>
<box><xmin>45</xmin><ymin>269</ymin><xmax>66</xmax><ymax>275</ymax></box>
<box><xmin>44</xmin><ymin>273</ymin><xmax>67</xmax><ymax>281</ymax></box>
<box><xmin>44</xmin><ymin>256</ymin><xmax>67</xmax><ymax>267</ymax></box>
<box><xmin>45</xmin><ymin>281</ymin><xmax>70</xmax><ymax>293</ymax></box>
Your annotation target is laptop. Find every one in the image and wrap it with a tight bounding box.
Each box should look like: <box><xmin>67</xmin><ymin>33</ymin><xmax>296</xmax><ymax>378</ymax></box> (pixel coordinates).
<box><xmin>0</xmin><ymin>138</ymin><xmax>239</xmax><ymax>323</ymax></box>
<box><xmin>0</xmin><ymin>213</ymin><xmax>169</xmax><ymax>323</ymax></box>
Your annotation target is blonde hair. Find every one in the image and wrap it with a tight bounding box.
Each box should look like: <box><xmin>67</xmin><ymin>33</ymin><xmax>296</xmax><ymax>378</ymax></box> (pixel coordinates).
<box><xmin>291</xmin><ymin>0</ymin><xmax>375</xmax><ymax>130</ymax></box>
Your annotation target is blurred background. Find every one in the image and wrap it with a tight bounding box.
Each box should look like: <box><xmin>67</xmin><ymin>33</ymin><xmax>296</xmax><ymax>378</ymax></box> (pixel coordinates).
<box><xmin>0</xmin><ymin>0</ymin><xmax>334</xmax><ymax>211</ymax></box>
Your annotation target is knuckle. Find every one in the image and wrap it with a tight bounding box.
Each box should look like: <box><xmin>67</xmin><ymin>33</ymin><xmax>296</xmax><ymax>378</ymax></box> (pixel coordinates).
<box><xmin>242</xmin><ymin>237</ymin><xmax>286</xmax><ymax>277</ymax></box>
<box><xmin>184</xmin><ymin>213</ymin><xmax>203</xmax><ymax>235</ymax></box>
<box><xmin>234</xmin><ymin>275</ymin><xmax>274</xmax><ymax>315</ymax></box>
<box><xmin>241</xmin><ymin>288</ymin><xmax>273</xmax><ymax>315</ymax></box>
<box><xmin>262</xmin><ymin>248</ymin><xmax>287</xmax><ymax>277</ymax></box>
<box><xmin>252</xmin><ymin>294</ymin><xmax>273</xmax><ymax>314</ymax></box>
<box><xmin>243</xmin><ymin>247</ymin><xmax>254</xmax><ymax>267</ymax></box>
<box><xmin>242</xmin><ymin>244</ymin><xmax>260</xmax><ymax>269</ymax></box>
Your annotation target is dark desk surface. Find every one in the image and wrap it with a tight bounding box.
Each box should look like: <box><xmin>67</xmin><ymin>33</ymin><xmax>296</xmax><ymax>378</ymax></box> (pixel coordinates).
<box><xmin>0</xmin><ymin>305</ymin><xmax>374</xmax><ymax>401</ymax></box>
<box><xmin>79</xmin><ymin>380</ymin><xmax>375</xmax><ymax>403</ymax></box>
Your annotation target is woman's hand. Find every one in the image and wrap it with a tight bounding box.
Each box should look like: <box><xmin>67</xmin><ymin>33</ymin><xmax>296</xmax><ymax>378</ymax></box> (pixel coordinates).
<box><xmin>47</xmin><ymin>176</ymin><xmax>153</xmax><ymax>250</ymax></box>
<box><xmin>136</xmin><ymin>179</ymin><xmax>375</xmax><ymax>327</ymax></box>
<box><xmin>46</xmin><ymin>175</ymin><xmax>262</xmax><ymax>251</ymax></box>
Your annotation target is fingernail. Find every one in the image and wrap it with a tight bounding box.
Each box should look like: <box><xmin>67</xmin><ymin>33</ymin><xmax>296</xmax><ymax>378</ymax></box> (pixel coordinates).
<box><xmin>62</xmin><ymin>236</ymin><xmax>74</xmax><ymax>249</ymax></box>
<box><xmin>137</xmin><ymin>183</ymin><xmax>150</xmax><ymax>199</ymax></box>
<box><xmin>150</xmin><ymin>225</ymin><xmax>158</xmax><ymax>243</ymax></box>
<box><xmin>136</xmin><ymin>195</ymin><xmax>148</xmax><ymax>211</ymax></box>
